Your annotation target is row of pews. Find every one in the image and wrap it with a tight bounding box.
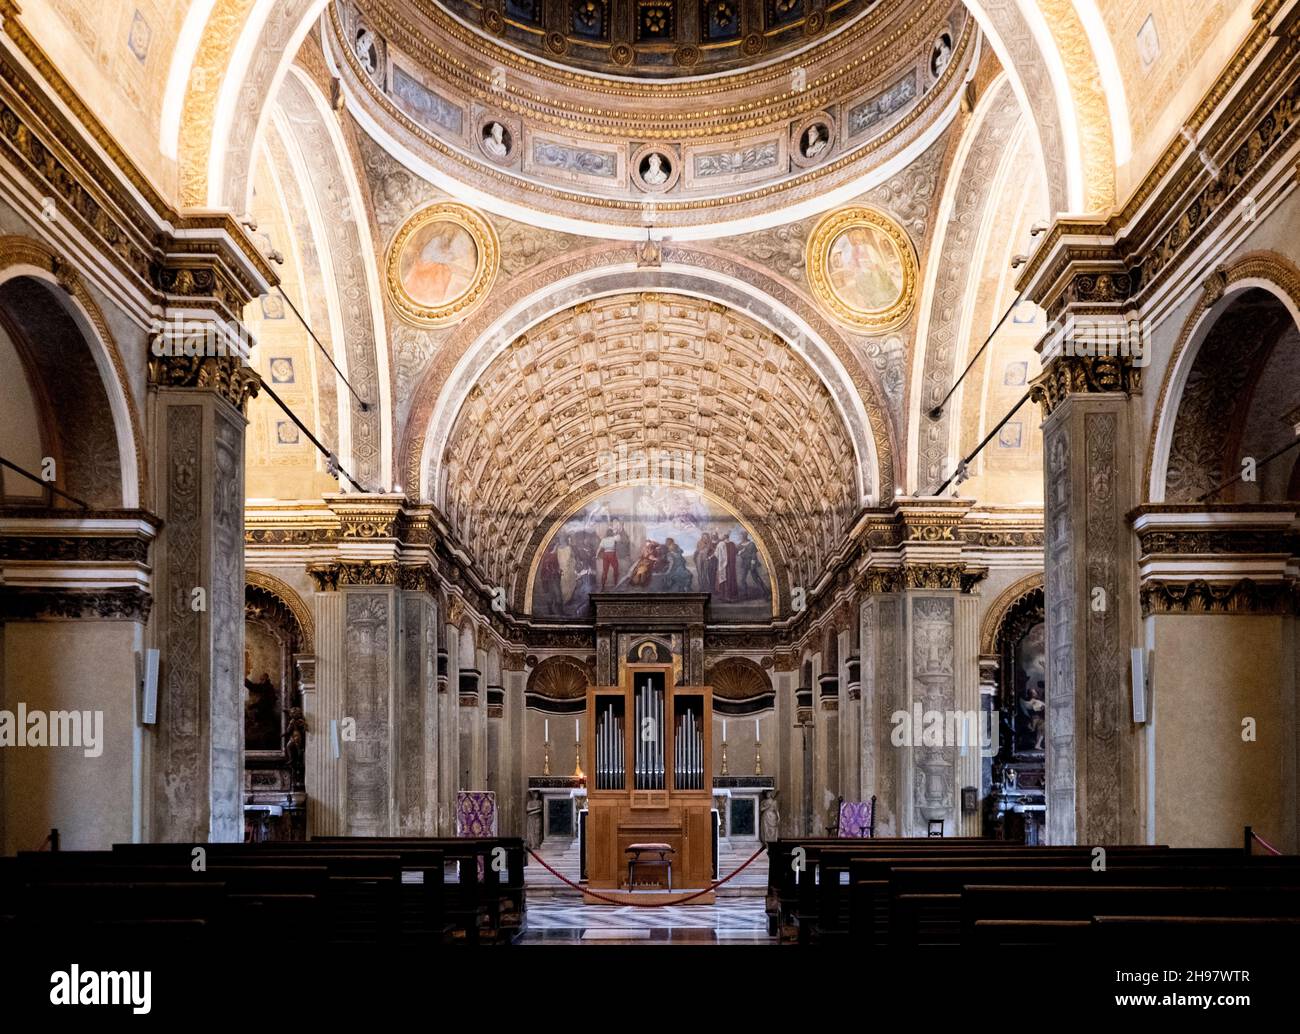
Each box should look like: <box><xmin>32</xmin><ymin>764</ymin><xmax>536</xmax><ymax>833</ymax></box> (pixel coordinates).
<box><xmin>0</xmin><ymin>836</ymin><xmax>527</xmax><ymax>949</ymax></box>
<box><xmin>766</xmin><ymin>836</ymin><xmax>1300</xmax><ymax>945</ymax></box>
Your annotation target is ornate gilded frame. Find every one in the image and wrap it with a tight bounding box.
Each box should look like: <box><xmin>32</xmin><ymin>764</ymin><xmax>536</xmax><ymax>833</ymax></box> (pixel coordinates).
<box><xmin>805</xmin><ymin>206</ymin><xmax>918</xmax><ymax>332</ymax></box>
<box><xmin>386</xmin><ymin>202</ymin><xmax>500</xmax><ymax>327</ymax></box>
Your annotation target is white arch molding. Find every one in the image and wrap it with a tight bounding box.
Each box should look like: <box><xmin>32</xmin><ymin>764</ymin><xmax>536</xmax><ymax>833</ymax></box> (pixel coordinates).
<box><xmin>1149</xmin><ymin>278</ymin><xmax>1300</xmax><ymax>502</ymax></box>
<box><xmin>418</xmin><ymin>263</ymin><xmax>884</xmax><ymax>510</ymax></box>
<box><xmin>271</xmin><ymin>65</ymin><xmax>394</xmax><ymax>490</ymax></box>
<box><xmin>0</xmin><ymin>264</ymin><xmax>141</xmax><ymax>508</ymax></box>
<box><xmin>906</xmin><ymin>74</ymin><xmax>1032</xmax><ymax>492</ymax></box>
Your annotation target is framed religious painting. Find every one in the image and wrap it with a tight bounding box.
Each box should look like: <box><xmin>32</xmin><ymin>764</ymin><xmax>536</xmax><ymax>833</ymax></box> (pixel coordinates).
<box><xmin>805</xmin><ymin>206</ymin><xmax>918</xmax><ymax>332</ymax></box>
<box><xmin>386</xmin><ymin>201</ymin><xmax>499</xmax><ymax>327</ymax></box>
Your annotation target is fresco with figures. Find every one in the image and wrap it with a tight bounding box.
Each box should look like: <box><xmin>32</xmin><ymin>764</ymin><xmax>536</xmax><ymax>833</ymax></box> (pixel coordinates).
<box><xmin>530</xmin><ymin>485</ymin><xmax>773</xmax><ymax>621</ymax></box>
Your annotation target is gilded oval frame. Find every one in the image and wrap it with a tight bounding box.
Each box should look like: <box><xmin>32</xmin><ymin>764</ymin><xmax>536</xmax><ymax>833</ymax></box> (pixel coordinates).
<box><xmin>805</xmin><ymin>206</ymin><xmax>917</xmax><ymax>332</ymax></box>
<box><xmin>387</xmin><ymin>202</ymin><xmax>499</xmax><ymax>328</ymax></box>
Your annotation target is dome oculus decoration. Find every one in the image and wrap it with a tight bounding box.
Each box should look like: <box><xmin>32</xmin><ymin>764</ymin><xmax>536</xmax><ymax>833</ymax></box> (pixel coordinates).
<box><xmin>386</xmin><ymin>202</ymin><xmax>499</xmax><ymax>327</ymax></box>
<box><xmin>805</xmin><ymin>206</ymin><xmax>917</xmax><ymax>332</ymax></box>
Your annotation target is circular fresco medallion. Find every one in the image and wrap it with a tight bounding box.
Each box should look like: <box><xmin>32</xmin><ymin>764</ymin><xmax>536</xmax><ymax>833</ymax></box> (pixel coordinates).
<box><xmin>386</xmin><ymin>202</ymin><xmax>498</xmax><ymax>327</ymax></box>
<box><xmin>805</xmin><ymin>206</ymin><xmax>917</xmax><ymax>331</ymax></box>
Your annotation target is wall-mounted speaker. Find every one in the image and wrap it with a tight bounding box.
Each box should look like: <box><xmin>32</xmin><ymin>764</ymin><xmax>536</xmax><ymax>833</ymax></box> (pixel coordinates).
<box><xmin>1130</xmin><ymin>646</ymin><xmax>1149</xmax><ymax>723</ymax></box>
<box><xmin>140</xmin><ymin>648</ymin><xmax>160</xmax><ymax>724</ymax></box>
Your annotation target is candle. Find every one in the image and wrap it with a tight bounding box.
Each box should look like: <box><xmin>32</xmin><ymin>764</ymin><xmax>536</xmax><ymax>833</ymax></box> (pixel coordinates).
<box><xmin>575</xmin><ymin>718</ymin><xmax>580</xmax><ymax>739</ymax></box>
<box><xmin>722</xmin><ymin>719</ymin><xmax>727</xmax><ymax>740</ymax></box>
<box><xmin>755</xmin><ymin>718</ymin><xmax>760</xmax><ymax>739</ymax></box>
<box><xmin>544</xmin><ymin>718</ymin><xmax>549</xmax><ymax>741</ymax></box>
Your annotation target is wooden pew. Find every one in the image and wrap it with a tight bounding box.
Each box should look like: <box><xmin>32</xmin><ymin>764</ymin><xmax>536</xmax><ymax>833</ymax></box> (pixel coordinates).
<box><xmin>889</xmin><ymin>859</ymin><xmax>1300</xmax><ymax>946</ymax></box>
<box><xmin>964</xmin><ymin>885</ymin><xmax>1300</xmax><ymax>946</ymax></box>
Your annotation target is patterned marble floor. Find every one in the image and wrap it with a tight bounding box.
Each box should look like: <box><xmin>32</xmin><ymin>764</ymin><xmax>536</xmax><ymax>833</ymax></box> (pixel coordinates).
<box><xmin>518</xmin><ymin>897</ymin><xmax>774</xmax><ymax>944</ymax></box>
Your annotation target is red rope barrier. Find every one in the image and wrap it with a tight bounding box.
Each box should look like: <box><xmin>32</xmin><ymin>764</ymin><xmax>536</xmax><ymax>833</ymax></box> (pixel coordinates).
<box><xmin>1250</xmin><ymin>829</ymin><xmax>1283</xmax><ymax>856</ymax></box>
<box><xmin>526</xmin><ymin>842</ymin><xmax>769</xmax><ymax>907</ymax></box>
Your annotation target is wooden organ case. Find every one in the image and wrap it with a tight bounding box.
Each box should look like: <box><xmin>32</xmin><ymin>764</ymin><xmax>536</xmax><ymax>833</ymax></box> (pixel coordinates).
<box><xmin>585</xmin><ymin>663</ymin><xmax>714</xmax><ymax>901</ymax></box>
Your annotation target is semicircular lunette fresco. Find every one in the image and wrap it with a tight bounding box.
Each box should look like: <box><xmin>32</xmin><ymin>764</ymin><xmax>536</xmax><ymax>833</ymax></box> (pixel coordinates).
<box><xmin>526</xmin><ymin>484</ymin><xmax>776</xmax><ymax>622</ymax></box>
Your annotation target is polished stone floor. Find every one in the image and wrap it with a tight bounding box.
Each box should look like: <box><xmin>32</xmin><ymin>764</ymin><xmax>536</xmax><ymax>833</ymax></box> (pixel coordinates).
<box><xmin>517</xmin><ymin>897</ymin><xmax>774</xmax><ymax>944</ymax></box>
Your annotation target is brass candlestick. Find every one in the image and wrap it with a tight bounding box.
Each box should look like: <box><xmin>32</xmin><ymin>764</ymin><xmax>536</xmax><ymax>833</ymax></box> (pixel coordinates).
<box><xmin>720</xmin><ymin>738</ymin><xmax>729</xmax><ymax>776</ymax></box>
<box><xmin>543</xmin><ymin>739</ymin><xmax>551</xmax><ymax>776</ymax></box>
<box><xmin>574</xmin><ymin>738</ymin><xmax>584</xmax><ymax>780</ymax></box>
<box><xmin>755</xmin><ymin>738</ymin><xmax>763</xmax><ymax>776</ymax></box>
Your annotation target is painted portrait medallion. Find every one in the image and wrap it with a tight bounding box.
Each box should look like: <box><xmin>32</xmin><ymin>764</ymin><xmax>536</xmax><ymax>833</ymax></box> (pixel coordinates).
<box><xmin>386</xmin><ymin>202</ymin><xmax>499</xmax><ymax>326</ymax></box>
<box><xmin>806</xmin><ymin>206</ymin><xmax>918</xmax><ymax>331</ymax></box>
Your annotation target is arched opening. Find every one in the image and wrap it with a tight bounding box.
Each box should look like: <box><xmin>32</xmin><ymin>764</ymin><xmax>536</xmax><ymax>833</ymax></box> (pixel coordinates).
<box><xmin>0</xmin><ymin>269</ymin><xmax>136</xmax><ymax>856</ymax></box>
<box><xmin>1164</xmin><ymin>288</ymin><xmax>1300</xmax><ymax>503</ymax></box>
<box><xmin>0</xmin><ymin>277</ymin><xmax>126</xmax><ymax>509</ymax></box>
<box><xmin>982</xmin><ymin>585</ymin><xmax>1046</xmax><ymax>843</ymax></box>
<box><xmin>243</xmin><ymin>578</ymin><xmax>313</xmax><ymax>841</ymax></box>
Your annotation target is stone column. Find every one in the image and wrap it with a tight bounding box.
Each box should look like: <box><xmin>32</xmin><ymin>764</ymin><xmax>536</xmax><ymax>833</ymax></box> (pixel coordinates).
<box><xmin>148</xmin><ymin>355</ymin><xmax>257</xmax><ymax>843</ymax></box>
<box><xmin>306</xmin><ymin>587</ymin><xmax>345</xmax><ymax>836</ymax></box>
<box><xmin>436</xmin><ymin>641</ymin><xmax>452</xmax><ymax>833</ymax></box>
<box><xmin>817</xmin><ymin>671</ymin><xmax>840</xmax><ymax>818</ymax></box>
<box><xmin>396</xmin><ymin>584</ymin><xmax>438</xmax><ymax>834</ymax></box>
<box><xmin>772</xmin><ymin>654</ymin><xmax>798</xmax><ymax>836</ymax></box>
<box><xmin>859</xmin><ymin>585</ymin><xmax>904</xmax><ymax>835</ymax></box>
<box><xmin>797</xmin><ymin>678</ymin><xmax>814</xmax><ymax>835</ymax></box>
<box><xmin>502</xmin><ymin>652</ymin><xmax>528</xmax><ymax>837</ymax></box>
<box><xmin>486</xmin><ymin>682</ymin><xmax>504</xmax><ymax>814</ymax></box>
<box><xmin>1034</xmin><ymin>355</ymin><xmax>1142</xmax><ymax>844</ymax></box>
<box><xmin>843</xmin><ymin>652</ymin><xmax>862</xmax><ymax>801</ymax></box>
<box><xmin>458</xmin><ymin>667</ymin><xmax>481</xmax><ymax>791</ymax></box>
<box><xmin>978</xmin><ymin>655</ymin><xmax>999</xmax><ymax>813</ymax></box>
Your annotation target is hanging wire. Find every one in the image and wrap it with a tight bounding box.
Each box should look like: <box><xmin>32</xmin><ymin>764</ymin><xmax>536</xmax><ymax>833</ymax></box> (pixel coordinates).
<box><xmin>928</xmin><ymin>387</ymin><xmax>1037</xmax><ymax>497</ymax></box>
<box><xmin>0</xmin><ymin>456</ymin><xmax>90</xmax><ymax>508</ymax></box>
<box><xmin>274</xmin><ymin>285</ymin><xmax>373</xmax><ymax>413</ymax></box>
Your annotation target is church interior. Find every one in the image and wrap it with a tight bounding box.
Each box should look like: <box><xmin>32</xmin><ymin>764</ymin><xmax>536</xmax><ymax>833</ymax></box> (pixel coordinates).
<box><xmin>2</xmin><ymin>0</ymin><xmax>1300</xmax><ymax>1008</ymax></box>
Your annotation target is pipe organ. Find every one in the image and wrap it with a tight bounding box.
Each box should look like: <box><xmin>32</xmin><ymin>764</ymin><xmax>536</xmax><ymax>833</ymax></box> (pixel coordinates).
<box><xmin>585</xmin><ymin>663</ymin><xmax>714</xmax><ymax>899</ymax></box>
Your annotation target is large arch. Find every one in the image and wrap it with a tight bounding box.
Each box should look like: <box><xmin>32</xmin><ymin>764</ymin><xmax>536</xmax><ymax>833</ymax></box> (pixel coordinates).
<box><xmin>405</xmin><ymin>247</ymin><xmax>897</xmax><ymax>513</ymax></box>
<box><xmin>260</xmin><ymin>65</ymin><xmax>393</xmax><ymax>491</ymax></box>
<box><xmin>158</xmin><ymin>0</ymin><xmax>1126</xmax><ymax>231</ymax></box>
<box><xmin>1146</xmin><ymin>252</ymin><xmax>1300</xmax><ymax>502</ymax></box>
<box><xmin>0</xmin><ymin>237</ymin><xmax>143</xmax><ymax>508</ymax></box>
<box><xmin>907</xmin><ymin>75</ymin><xmax>1040</xmax><ymax>493</ymax></box>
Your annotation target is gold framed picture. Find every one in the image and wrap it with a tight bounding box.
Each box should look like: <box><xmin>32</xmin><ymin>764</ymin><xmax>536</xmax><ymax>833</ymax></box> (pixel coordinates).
<box><xmin>386</xmin><ymin>202</ymin><xmax>499</xmax><ymax>327</ymax></box>
<box><xmin>805</xmin><ymin>206</ymin><xmax>918</xmax><ymax>332</ymax></box>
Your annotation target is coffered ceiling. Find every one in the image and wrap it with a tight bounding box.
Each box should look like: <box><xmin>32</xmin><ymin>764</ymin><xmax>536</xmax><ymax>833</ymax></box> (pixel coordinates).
<box><xmin>441</xmin><ymin>292</ymin><xmax>862</xmax><ymax>603</ymax></box>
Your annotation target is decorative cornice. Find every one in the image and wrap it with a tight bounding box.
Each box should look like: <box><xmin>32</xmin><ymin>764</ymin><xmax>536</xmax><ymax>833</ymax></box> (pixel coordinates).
<box><xmin>0</xmin><ymin>585</ymin><xmax>153</xmax><ymax>621</ymax></box>
<box><xmin>148</xmin><ymin>354</ymin><xmax>261</xmax><ymax>413</ymax></box>
<box><xmin>0</xmin><ymin>30</ymin><xmax>276</xmax><ymax>308</ymax></box>
<box><xmin>0</xmin><ymin>534</ymin><xmax>150</xmax><ymax>564</ymax></box>
<box><xmin>1017</xmin><ymin>11</ymin><xmax>1300</xmax><ymax>318</ymax></box>
<box><xmin>1139</xmin><ymin>578</ymin><xmax>1295</xmax><ymax>617</ymax></box>
<box><xmin>1030</xmin><ymin>354</ymin><xmax>1141</xmax><ymax>418</ymax></box>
